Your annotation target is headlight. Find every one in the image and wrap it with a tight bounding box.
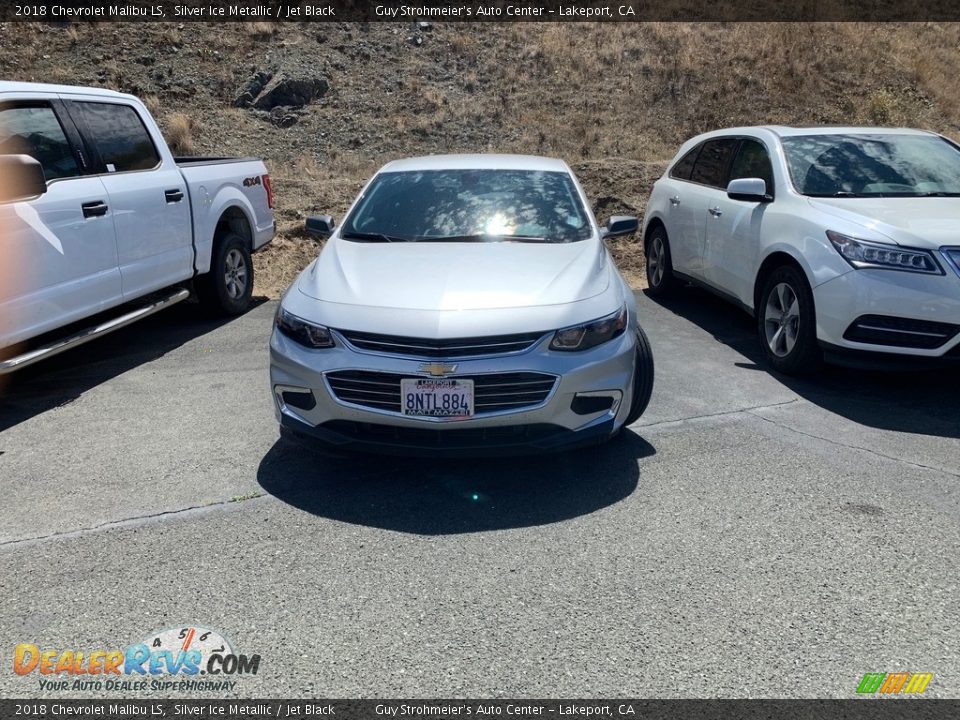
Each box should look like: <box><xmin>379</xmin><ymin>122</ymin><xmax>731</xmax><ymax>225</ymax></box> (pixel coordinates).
<box><xmin>550</xmin><ymin>304</ymin><xmax>628</xmax><ymax>351</ymax></box>
<box><xmin>826</xmin><ymin>231</ymin><xmax>942</xmax><ymax>274</ymax></box>
<box><xmin>275</xmin><ymin>307</ymin><xmax>334</xmax><ymax>348</ymax></box>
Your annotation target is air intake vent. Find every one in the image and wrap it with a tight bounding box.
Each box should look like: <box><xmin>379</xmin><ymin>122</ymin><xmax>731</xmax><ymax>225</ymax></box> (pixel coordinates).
<box><xmin>843</xmin><ymin>315</ymin><xmax>959</xmax><ymax>349</ymax></box>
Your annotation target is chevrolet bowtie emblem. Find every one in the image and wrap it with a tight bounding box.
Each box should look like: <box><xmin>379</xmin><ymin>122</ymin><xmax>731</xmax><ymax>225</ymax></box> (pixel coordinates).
<box><xmin>419</xmin><ymin>362</ymin><xmax>458</xmax><ymax>377</ymax></box>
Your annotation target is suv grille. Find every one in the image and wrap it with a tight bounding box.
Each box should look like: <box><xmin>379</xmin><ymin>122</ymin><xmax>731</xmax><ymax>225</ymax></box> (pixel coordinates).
<box><xmin>337</xmin><ymin>330</ymin><xmax>545</xmax><ymax>358</ymax></box>
<box><xmin>326</xmin><ymin>370</ymin><xmax>557</xmax><ymax>415</ymax></box>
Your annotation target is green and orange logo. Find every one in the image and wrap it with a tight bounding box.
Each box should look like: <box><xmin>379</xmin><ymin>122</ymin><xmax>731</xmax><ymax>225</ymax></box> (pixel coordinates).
<box><xmin>856</xmin><ymin>672</ymin><xmax>933</xmax><ymax>695</ymax></box>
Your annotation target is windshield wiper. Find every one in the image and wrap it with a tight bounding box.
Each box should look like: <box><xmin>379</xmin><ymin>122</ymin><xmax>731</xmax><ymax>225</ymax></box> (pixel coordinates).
<box><xmin>339</xmin><ymin>231</ymin><xmax>412</xmax><ymax>243</ymax></box>
<box><xmin>415</xmin><ymin>234</ymin><xmax>551</xmax><ymax>243</ymax></box>
<box><xmin>913</xmin><ymin>191</ymin><xmax>960</xmax><ymax>197</ymax></box>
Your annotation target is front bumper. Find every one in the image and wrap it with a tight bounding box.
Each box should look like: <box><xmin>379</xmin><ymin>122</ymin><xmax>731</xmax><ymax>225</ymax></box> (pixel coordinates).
<box><xmin>814</xmin><ymin>264</ymin><xmax>960</xmax><ymax>359</ymax></box>
<box><xmin>269</xmin><ymin>326</ymin><xmax>639</xmax><ymax>456</ymax></box>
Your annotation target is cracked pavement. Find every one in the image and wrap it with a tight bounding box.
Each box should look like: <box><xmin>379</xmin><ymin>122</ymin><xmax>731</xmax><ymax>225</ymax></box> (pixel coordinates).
<box><xmin>0</xmin><ymin>290</ymin><xmax>957</xmax><ymax>698</ymax></box>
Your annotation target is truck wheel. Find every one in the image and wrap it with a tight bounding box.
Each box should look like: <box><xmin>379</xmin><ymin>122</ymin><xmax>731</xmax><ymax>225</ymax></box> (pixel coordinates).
<box><xmin>198</xmin><ymin>233</ymin><xmax>253</xmax><ymax>316</ymax></box>
<box><xmin>623</xmin><ymin>327</ymin><xmax>655</xmax><ymax>426</ymax></box>
<box><xmin>757</xmin><ymin>265</ymin><xmax>822</xmax><ymax>375</ymax></box>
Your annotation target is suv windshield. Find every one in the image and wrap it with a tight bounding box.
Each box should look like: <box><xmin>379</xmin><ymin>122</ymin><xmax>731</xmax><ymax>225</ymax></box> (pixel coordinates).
<box><xmin>782</xmin><ymin>133</ymin><xmax>960</xmax><ymax>197</ymax></box>
<box><xmin>340</xmin><ymin>169</ymin><xmax>593</xmax><ymax>243</ymax></box>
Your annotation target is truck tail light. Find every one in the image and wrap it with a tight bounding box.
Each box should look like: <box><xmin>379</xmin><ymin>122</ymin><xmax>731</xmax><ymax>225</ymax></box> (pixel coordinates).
<box><xmin>262</xmin><ymin>174</ymin><xmax>275</xmax><ymax>209</ymax></box>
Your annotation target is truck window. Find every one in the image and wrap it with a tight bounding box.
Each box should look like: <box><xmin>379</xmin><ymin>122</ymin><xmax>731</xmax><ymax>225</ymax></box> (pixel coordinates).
<box><xmin>0</xmin><ymin>105</ymin><xmax>80</xmax><ymax>181</ymax></box>
<box><xmin>72</xmin><ymin>102</ymin><xmax>160</xmax><ymax>173</ymax></box>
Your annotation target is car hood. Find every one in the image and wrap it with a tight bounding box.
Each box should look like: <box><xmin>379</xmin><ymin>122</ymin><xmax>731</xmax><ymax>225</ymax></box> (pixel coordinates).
<box><xmin>807</xmin><ymin>197</ymin><xmax>960</xmax><ymax>248</ymax></box>
<box><xmin>297</xmin><ymin>237</ymin><xmax>610</xmax><ymax>310</ymax></box>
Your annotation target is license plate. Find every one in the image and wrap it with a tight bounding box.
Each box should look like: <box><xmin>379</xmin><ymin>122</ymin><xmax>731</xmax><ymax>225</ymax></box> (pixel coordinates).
<box><xmin>400</xmin><ymin>378</ymin><xmax>474</xmax><ymax>418</ymax></box>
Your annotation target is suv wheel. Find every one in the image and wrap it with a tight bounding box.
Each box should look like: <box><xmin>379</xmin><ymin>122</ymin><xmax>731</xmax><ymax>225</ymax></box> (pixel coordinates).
<box><xmin>645</xmin><ymin>226</ymin><xmax>680</xmax><ymax>297</ymax></box>
<box><xmin>757</xmin><ymin>265</ymin><xmax>822</xmax><ymax>375</ymax></box>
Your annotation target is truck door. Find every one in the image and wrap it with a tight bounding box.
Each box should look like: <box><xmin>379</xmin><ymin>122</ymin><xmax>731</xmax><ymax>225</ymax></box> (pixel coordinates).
<box><xmin>0</xmin><ymin>100</ymin><xmax>122</xmax><ymax>348</ymax></box>
<box><xmin>63</xmin><ymin>98</ymin><xmax>192</xmax><ymax>301</ymax></box>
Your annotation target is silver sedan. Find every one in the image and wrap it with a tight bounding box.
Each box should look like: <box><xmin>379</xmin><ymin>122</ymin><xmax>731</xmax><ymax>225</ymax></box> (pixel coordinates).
<box><xmin>270</xmin><ymin>154</ymin><xmax>654</xmax><ymax>455</ymax></box>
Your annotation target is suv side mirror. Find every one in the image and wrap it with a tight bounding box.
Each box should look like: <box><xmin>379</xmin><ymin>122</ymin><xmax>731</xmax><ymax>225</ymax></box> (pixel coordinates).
<box><xmin>727</xmin><ymin>178</ymin><xmax>772</xmax><ymax>203</ymax></box>
<box><xmin>305</xmin><ymin>215</ymin><xmax>335</xmax><ymax>238</ymax></box>
<box><xmin>602</xmin><ymin>215</ymin><xmax>639</xmax><ymax>238</ymax></box>
<box><xmin>0</xmin><ymin>155</ymin><xmax>47</xmax><ymax>203</ymax></box>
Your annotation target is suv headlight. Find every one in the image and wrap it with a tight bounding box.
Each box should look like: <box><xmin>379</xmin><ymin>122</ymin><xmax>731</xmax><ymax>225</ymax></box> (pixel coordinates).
<box><xmin>550</xmin><ymin>304</ymin><xmax>628</xmax><ymax>351</ymax></box>
<box><xmin>275</xmin><ymin>307</ymin><xmax>334</xmax><ymax>348</ymax></box>
<box><xmin>826</xmin><ymin>231</ymin><xmax>942</xmax><ymax>274</ymax></box>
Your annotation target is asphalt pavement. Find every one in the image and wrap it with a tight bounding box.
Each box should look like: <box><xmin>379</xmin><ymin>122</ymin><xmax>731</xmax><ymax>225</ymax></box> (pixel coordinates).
<box><xmin>0</xmin><ymin>290</ymin><xmax>957</xmax><ymax>698</ymax></box>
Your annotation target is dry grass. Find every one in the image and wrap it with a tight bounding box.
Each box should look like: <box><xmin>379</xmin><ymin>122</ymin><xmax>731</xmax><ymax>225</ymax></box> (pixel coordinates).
<box><xmin>163</xmin><ymin>112</ymin><xmax>196</xmax><ymax>156</ymax></box>
<box><xmin>7</xmin><ymin>21</ymin><xmax>960</xmax><ymax>297</ymax></box>
<box><xmin>244</xmin><ymin>22</ymin><xmax>280</xmax><ymax>39</ymax></box>
<box><xmin>142</xmin><ymin>94</ymin><xmax>162</xmax><ymax>116</ymax></box>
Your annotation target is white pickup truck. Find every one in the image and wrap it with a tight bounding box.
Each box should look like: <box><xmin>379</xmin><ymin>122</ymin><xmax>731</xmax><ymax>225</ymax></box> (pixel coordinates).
<box><xmin>0</xmin><ymin>81</ymin><xmax>275</xmax><ymax>373</ymax></box>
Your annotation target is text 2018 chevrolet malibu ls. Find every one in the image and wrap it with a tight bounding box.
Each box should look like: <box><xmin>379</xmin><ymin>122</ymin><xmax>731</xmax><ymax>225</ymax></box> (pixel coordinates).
<box><xmin>643</xmin><ymin>126</ymin><xmax>960</xmax><ymax>374</ymax></box>
<box><xmin>269</xmin><ymin>155</ymin><xmax>655</xmax><ymax>455</ymax></box>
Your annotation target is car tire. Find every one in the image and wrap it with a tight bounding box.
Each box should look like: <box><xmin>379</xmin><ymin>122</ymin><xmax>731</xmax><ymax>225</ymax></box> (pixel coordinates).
<box><xmin>757</xmin><ymin>265</ymin><xmax>822</xmax><ymax>375</ymax></box>
<box><xmin>623</xmin><ymin>327</ymin><xmax>655</xmax><ymax>427</ymax></box>
<box><xmin>197</xmin><ymin>233</ymin><xmax>253</xmax><ymax>316</ymax></box>
<box><xmin>645</xmin><ymin>225</ymin><xmax>680</xmax><ymax>297</ymax></box>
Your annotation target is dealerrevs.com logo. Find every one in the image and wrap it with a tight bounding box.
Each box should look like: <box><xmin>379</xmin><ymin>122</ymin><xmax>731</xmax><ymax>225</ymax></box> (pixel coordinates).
<box><xmin>856</xmin><ymin>672</ymin><xmax>934</xmax><ymax>696</ymax></box>
<box><xmin>13</xmin><ymin>625</ymin><xmax>260</xmax><ymax>692</ymax></box>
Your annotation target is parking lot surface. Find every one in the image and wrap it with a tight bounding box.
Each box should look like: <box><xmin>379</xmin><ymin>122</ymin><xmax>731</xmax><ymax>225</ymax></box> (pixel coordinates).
<box><xmin>0</xmin><ymin>291</ymin><xmax>957</xmax><ymax>697</ymax></box>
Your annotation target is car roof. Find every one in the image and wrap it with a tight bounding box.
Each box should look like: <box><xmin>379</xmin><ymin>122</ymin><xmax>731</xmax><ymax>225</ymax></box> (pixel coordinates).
<box><xmin>378</xmin><ymin>154</ymin><xmax>571</xmax><ymax>173</ymax></box>
<box><xmin>0</xmin><ymin>80</ymin><xmax>130</xmax><ymax>99</ymax></box>
<box><xmin>691</xmin><ymin>125</ymin><xmax>939</xmax><ymax>141</ymax></box>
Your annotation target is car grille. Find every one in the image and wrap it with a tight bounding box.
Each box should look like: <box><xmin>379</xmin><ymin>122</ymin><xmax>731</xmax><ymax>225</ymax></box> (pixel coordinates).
<box><xmin>337</xmin><ymin>330</ymin><xmax>545</xmax><ymax>358</ymax></box>
<box><xmin>325</xmin><ymin>370</ymin><xmax>557</xmax><ymax>415</ymax></box>
<box><xmin>843</xmin><ymin>314</ymin><xmax>960</xmax><ymax>349</ymax></box>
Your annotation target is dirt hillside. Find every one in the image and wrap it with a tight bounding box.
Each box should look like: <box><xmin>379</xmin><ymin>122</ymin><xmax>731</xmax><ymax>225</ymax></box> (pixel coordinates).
<box><xmin>3</xmin><ymin>21</ymin><xmax>959</xmax><ymax>294</ymax></box>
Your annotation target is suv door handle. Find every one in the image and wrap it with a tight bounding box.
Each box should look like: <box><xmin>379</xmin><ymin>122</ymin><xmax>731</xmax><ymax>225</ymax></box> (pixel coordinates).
<box><xmin>165</xmin><ymin>189</ymin><xmax>184</xmax><ymax>203</ymax></box>
<box><xmin>669</xmin><ymin>195</ymin><xmax>681</xmax><ymax>206</ymax></box>
<box><xmin>708</xmin><ymin>206</ymin><xmax>723</xmax><ymax>217</ymax></box>
<box><xmin>81</xmin><ymin>201</ymin><xmax>109</xmax><ymax>218</ymax></box>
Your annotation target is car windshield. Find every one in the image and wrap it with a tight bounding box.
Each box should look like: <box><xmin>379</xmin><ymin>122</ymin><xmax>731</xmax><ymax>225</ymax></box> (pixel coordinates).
<box><xmin>781</xmin><ymin>133</ymin><xmax>960</xmax><ymax>197</ymax></box>
<box><xmin>340</xmin><ymin>169</ymin><xmax>593</xmax><ymax>242</ymax></box>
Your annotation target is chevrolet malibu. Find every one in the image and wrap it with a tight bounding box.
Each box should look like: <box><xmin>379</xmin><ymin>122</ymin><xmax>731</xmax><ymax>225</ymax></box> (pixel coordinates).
<box><xmin>643</xmin><ymin>126</ymin><xmax>960</xmax><ymax>374</ymax></box>
<box><xmin>269</xmin><ymin>154</ymin><xmax>654</xmax><ymax>455</ymax></box>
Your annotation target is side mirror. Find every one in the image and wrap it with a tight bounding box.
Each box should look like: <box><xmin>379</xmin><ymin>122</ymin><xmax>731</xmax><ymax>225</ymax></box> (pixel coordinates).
<box><xmin>602</xmin><ymin>215</ymin><xmax>639</xmax><ymax>238</ymax></box>
<box><xmin>305</xmin><ymin>215</ymin><xmax>335</xmax><ymax>238</ymax></box>
<box><xmin>0</xmin><ymin>155</ymin><xmax>47</xmax><ymax>203</ymax></box>
<box><xmin>727</xmin><ymin>178</ymin><xmax>772</xmax><ymax>203</ymax></box>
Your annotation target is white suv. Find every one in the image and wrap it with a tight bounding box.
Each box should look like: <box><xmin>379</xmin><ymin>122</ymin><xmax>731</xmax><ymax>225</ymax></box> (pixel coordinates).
<box><xmin>642</xmin><ymin>126</ymin><xmax>960</xmax><ymax>374</ymax></box>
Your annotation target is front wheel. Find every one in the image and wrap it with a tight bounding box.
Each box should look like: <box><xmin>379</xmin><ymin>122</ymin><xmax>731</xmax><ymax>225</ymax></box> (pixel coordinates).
<box><xmin>757</xmin><ymin>265</ymin><xmax>822</xmax><ymax>375</ymax></box>
<box><xmin>623</xmin><ymin>327</ymin><xmax>655</xmax><ymax>426</ymax></box>
<box><xmin>197</xmin><ymin>233</ymin><xmax>254</xmax><ymax>316</ymax></box>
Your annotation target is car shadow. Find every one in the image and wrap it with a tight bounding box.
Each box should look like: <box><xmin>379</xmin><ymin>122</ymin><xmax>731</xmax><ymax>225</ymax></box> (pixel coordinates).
<box><xmin>256</xmin><ymin>430</ymin><xmax>655</xmax><ymax>535</ymax></box>
<box><xmin>645</xmin><ymin>287</ymin><xmax>960</xmax><ymax>439</ymax></box>
<box><xmin>0</xmin><ymin>297</ymin><xmax>268</xmax><ymax>434</ymax></box>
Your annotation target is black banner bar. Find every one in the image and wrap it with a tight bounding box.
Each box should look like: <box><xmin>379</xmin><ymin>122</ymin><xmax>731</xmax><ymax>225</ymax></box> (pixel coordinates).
<box><xmin>6</xmin><ymin>0</ymin><xmax>960</xmax><ymax>22</ymax></box>
<box><xmin>2</xmin><ymin>700</ymin><xmax>960</xmax><ymax>720</ymax></box>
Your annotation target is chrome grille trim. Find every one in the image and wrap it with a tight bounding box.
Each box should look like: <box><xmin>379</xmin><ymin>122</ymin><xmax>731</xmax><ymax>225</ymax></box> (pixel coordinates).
<box><xmin>942</xmin><ymin>246</ymin><xmax>960</xmax><ymax>279</ymax></box>
<box><xmin>336</xmin><ymin>329</ymin><xmax>547</xmax><ymax>359</ymax></box>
